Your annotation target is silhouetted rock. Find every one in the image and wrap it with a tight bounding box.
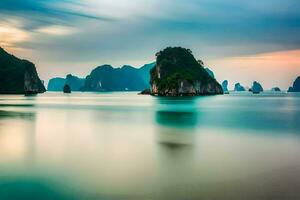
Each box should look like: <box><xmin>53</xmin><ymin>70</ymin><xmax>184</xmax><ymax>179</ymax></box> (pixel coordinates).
<box><xmin>222</xmin><ymin>80</ymin><xmax>229</xmax><ymax>93</ymax></box>
<box><xmin>82</xmin><ymin>63</ymin><xmax>154</xmax><ymax>92</ymax></box>
<box><xmin>48</xmin><ymin>74</ymin><xmax>84</xmax><ymax>91</ymax></box>
<box><xmin>251</xmin><ymin>81</ymin><xmax>263</xmax><ymax>93</ymax></box>
<box><xmin>0</xmin><ymin>47</ymin><xmax>45</xmax><ymax>94</ymax></box>
<box><xmin>63</xmin><ymin>84</ymin><xmax>71</xmax><ymax>93</ymax></box>
<box><xmin>288</xmin><ymin>76</ymin><xmax>300</xmax><ymax>92</ymax></box>
<box><xmin>272</xmin><ymin>87</ymin><xmax>281</xmax><ymax>92</ymax></box>
<box><xmin>139</xmin><ymin>89</ymin><xmax>151</xmax><ymax>95</ymax></box>
<box><xmin>234</xmin><ymin>83</ymin><xmax>245</xmax><ymax>91</ymax></box>
<box><xmin>150</xmin><ymin>47</ymin><xmax>223</xmax><ymax>96</ymax></box>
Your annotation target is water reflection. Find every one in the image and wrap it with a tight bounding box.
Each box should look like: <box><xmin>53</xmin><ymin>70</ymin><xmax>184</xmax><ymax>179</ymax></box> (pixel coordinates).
<box><xmin>155</xmin><ymin>97</ymin><xmax>198</xmax><ymax>148</ymax></box>
<box><xmin>0</xmin><ymin>93</ymin><xmax>300</xmax><ymax>200</ymax></box>
<box><xmin>0</xmin><ymin>178</ymin><xmax>74</xmax><ymax>200</ymax></box>
<box><xmin>0</xmin><ymin>108</ymin><xmax>37</xmax><ymax>166</ymax></box>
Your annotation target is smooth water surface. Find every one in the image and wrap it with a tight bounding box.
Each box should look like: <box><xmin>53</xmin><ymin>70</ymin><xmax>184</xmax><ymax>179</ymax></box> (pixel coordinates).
<box><xmin>0</xmin><ymin>92</ymin><xmax>299</xmax><ymax>200</ymax></box>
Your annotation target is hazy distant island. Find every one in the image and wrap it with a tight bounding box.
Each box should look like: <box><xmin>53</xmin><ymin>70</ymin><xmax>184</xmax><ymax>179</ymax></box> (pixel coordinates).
<box><xmin>250</xmin><ymin>81</ymin><xmax>264</xmax><ymax>93</ymax></box>
<box><xmin>82</xmin><ymin>63</ymin><xmax>154</xmax><ymax>92</ymax></box>
<box><xmin>150</xmin><ymin>47</ymin><xmax>223</xmax><ymax>96</ymax></box>
<box><xmin>48</xmin><ymin>74</ymin><xmax>85</xmax><ymax>91</ymax></box>
<box><xmin>0</xmin><ymin>47</ymin><xmax>45</xmax><ymax>94</ymax></box>
<box><xmin>234</xmin><ymin>83</ymin><xmax>246</xmax><ymax>92</ymax></box>
<box><xmin>272</xmin><ymin>87</ymin><xmax>281</xmax><ymax>92</ymax></box>
<box><xmin>222</xmin><ymin>80</ymin><xmax>229</xmax><ymax>93</ymax></box>
<box><xmin>48</xmin><ymin>63</ymin><xmax>155</xmax><ymax>92</ymax></box>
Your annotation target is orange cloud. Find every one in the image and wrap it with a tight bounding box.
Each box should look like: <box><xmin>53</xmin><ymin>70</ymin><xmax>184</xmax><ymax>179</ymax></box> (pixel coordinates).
<box><xmin>207</xmin><ymin>50</ymin><xmax>300</xmax><ymax>90</ymax></box>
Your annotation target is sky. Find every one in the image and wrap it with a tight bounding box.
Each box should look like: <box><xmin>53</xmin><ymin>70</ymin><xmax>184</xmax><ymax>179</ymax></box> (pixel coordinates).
<box><xmin>0</xmin><ymin>0</ymin><xmax>300</xmax><ymax>89</ymax></box>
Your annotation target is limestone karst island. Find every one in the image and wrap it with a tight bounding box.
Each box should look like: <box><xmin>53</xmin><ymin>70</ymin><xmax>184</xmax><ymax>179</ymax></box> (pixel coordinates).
<box><xmin>150</xmin><ymin>47</ymin><xmax>223</xmax><ymax>96</ymax></box>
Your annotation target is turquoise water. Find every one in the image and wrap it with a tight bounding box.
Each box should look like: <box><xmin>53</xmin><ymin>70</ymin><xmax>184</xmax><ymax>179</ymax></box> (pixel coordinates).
<box><xmin>0</xmin><ymin>92</ymin><xmax>299</xmax><ymax>200</ymax></box>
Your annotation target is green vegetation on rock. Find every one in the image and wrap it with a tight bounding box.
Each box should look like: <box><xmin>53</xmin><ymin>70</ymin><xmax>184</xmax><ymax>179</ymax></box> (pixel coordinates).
<box><xmin>0</xmin><ymin>47</ymin><xmax>45</xmax><ymax>94</ymax></box>
<box><xmin>150</xmin><ymin>47</ymin><xmax>223</xmax><ymax>96</ymax></box>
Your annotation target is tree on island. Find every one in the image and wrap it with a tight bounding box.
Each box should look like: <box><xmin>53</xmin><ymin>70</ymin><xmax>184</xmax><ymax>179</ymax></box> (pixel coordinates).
<box><xmin>63</xmin><ymin>84</ymin><xmax>71</xmax><ymax>93</ymax></box>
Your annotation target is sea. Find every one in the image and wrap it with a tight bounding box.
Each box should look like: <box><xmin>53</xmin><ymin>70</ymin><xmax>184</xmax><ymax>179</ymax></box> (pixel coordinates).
<box><xmin>0</xmin><ymin>92</ymin><xmax>299</xmax><ymax>200</ymax></box>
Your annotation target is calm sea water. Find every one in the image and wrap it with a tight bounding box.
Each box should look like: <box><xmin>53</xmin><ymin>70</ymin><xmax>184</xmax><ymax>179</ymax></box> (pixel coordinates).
<box><xmin>0</xmin><ymin>92</ymin><xmax>299</xmax><ymax>200</ymax></box>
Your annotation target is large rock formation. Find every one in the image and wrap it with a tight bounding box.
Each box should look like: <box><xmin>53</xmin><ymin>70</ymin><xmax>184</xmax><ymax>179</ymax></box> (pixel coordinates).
<box><xmin>234</xmin><ymin>83</ymin><xmax>245</xmax><ymax>92</ymax></box>
<box><xmin>0</xmin><ymin>47</ymin><xmax>45</xmax><ymax>94</ymax></box>
<box><xmin>288</xmin><ymin>76</ymin><xmax>300</xmax><ymax>92</ymax></box>
<box><xmin>251</xmin><ymin>81</ymin><xmax>264</xmax><ymax>93</ymax></box>
<box><xmin>82</xmin><ymin>63</ymin><xmax>155</xmax><ymax>92</ymax></box>
<box><xmin>222</xmin><ymin>80</ymin><xmax>229</xmax><ymax>93</ymax></box>
<box><xmin>48</xmin><ymin>74</ymin><xmax>85</xmax><ymax>91</ymax></box>
<box><xmin>150</xmin><ymin>47</ymin><xmax>223</xmax><ymax>96</ymax></box>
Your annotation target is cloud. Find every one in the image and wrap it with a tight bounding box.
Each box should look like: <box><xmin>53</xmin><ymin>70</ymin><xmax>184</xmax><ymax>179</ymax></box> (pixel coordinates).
<box><xmin>0</xmin><ymin>0</ymin><xmax>299</xmax><ymax>88</ymax></box>
<box><xmin>0</xmin><ymin>0</ymin><xmax>112</xmax><ymax>31</ymax></box>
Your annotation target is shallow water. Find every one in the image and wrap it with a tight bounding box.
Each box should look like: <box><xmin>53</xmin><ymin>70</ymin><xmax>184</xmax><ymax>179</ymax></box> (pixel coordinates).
<box><xmin>0</xmin><ymin>92</ymin><xmax>299</xmax><ymax>200</ymax></box>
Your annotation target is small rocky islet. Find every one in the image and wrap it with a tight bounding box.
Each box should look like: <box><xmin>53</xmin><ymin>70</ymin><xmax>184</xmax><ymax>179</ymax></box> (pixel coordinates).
<box><xmin>63</xmin><ymin>84</ymin><xmax>72</xmax><ymax>93</ymax></box>
<box><xmin>250</xmin><ymin>81</ymin><xmax>264</xmax><ymax>93</ymax></box>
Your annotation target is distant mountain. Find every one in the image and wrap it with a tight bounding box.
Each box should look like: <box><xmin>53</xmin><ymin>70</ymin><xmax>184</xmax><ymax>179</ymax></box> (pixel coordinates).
<box><xmin>47</xmin><ymin>77</ymin><xmax>65</xmax><ymax>91</ymax></box>
<box><xmin>288</xmin><ymin>76</ymin><xmax>300</xmax><ymax>92</ymax></box>
<box><xmin>138</xmin><ymin>62</ymin><xmax>156</xmax><ymax>86</ymax></box>
<box><xmin>82</xmin><ymin>63</ymin><xmax>155</xmax><ymax>92</ymax></box>
<box><xmin>0</xmin><ymin>47</ymin><xmax>45</xmax><ymax>94</ymax></box>
<box><xmin>48</xmin><ymin>74</ymin><xmax>85</xmax><ymax>91</ymax></box>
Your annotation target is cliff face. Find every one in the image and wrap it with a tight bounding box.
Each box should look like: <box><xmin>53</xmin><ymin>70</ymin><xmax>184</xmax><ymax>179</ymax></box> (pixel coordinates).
<box><xmin>150</xmin><ymin>47</ymin><xmax>223</xmax><ymax>96</ymax></box>
<box><xmin>0</xmin><ymin>47</ymin><xmax>45</xmax><ymax>94</ymax></box>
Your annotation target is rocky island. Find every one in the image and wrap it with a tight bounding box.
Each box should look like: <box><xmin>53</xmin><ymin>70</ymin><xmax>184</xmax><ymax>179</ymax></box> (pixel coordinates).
<box><xmin>63</xmin><ymin>84</ymin><xmax>71</xmax><ymax>93</ymax></box>
<box><xmin>150</xmin><ymin>47</ymin><xmax>223</xmax><ymax>96</ymax></box>
<box><xmin>82</xmin><ymin>63</ymin><xmax>154</xmax><ymax>92</ymax></box>
<box><xmin>0</xmin><ymin>47</ymin><xmax>45</xmax><ymax>94</ymax></box>
<box><xmin>48</xmin><ymin>74</ymin><xmax>85</xmax><ymax>91</ymax></box>
<box><xmin>288</xmin><ymin>76</ymin><xmax>300</xmax><ymax>92</ymax></box>
<box><xmin>272</xmin><ymin>87</ymin><xmax>281</xmax><ymax>92</ymax></box>
<box><xmin>222</xmin><ymin>80</ymin><xmax>229</xmax><ymax>93</ymax></box>
<box><xmin>251</xmin><ymin>81</ymin><xmax>264</xmax><ymax>93</ymax></box>
<box><xmin>234</xmin><ymin>83</ymin><xmax>246</xmax><ymax>92</ymax></box>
